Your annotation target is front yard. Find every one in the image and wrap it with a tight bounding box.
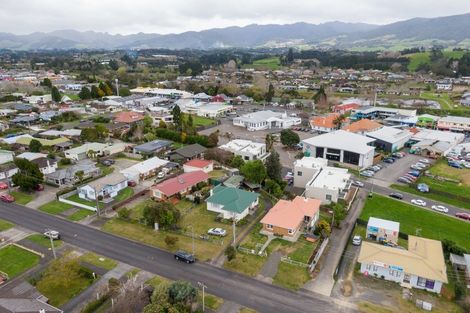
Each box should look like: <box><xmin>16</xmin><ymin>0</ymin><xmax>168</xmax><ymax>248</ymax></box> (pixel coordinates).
<box><xmin>0</xmin><ymin>245</ymin><xmax>40</xmax><ymax>278</ymax></box>
<box><xmin>103</xmin><ymin>199</ymin><xmax>236</xmax><ymax>261</ymax></box>
<box><xmin>39</xmin><ymin>200</ymin><xmax>73</xmax><ymax>215</ymax></box>
<box><xmin>80</xmin><ymin>252</ymin><xmax>118</xmax><ymax>271</ymax></box>
<box><xmin>25</xmin><ymin>234</ymin><xmax>63</xmax><ymax>248</ymax></box>
<box><xmin>361</xmin><ymin>194</ymin><xmax>470</xmax><ymax>250</ymax></box>
<box><xmin>10</xmin><ymin>191</ymin><xmax>34</xmax><ymax>205</ymax></box>
<box><xmin>0</xmin><ymin>218</ymin><xmax>13</xmax><ymax>231</ymax></box>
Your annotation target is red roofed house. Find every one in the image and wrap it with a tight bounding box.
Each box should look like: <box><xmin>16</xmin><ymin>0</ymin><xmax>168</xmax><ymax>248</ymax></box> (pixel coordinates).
<box><xmin>260</xmin><ymin>196</ymin><xmax>321</xmax><ymax>241</ymax></box>
<box><xmin>151</xmin><ymin>171</ymin><xmax>210</xmax><ymax>201</ymax></box>
<box><xmin>311</xmin><ymin>113</ymin><xmax>349</xmax><ymax>133</ymax></box>
<box><xmin>114</xmin><ymin>111</ymin><xmax>145</xmax><ymax>124</ymax></box>
<box><xmin>183</xmin><ymin>159</ymin><xmax>214</xmax><ymax>173</ymax></box>
<box><xmin>333</xmin><ymin>103</ymin><xmax>360</xmax><ymax>114</ymax></box>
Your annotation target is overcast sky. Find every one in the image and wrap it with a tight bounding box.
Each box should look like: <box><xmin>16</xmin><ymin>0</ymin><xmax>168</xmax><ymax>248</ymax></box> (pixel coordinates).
<box><xmin>3</xmin><ymin>0</ymin><xmax>470</xmax><ymax>35</ymax></box>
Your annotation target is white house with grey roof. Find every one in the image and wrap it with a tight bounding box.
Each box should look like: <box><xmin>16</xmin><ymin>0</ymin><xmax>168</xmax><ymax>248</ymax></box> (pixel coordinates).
<box><xmin>233</xmin><ymin>110</ymin><xmax>301</xmax><ymax>131</ymax></box>
<box><xmin>302</xmin><ymin>130</ymin><xmax>375</xmax><ymax>169</ymax></box>
<box><xmin>77</xmin><ymin>172</ymin><xmax>128</xmax><ymax>201</ymax></box>
<box><xmin>220</xmin><ymin>139</ymin><xmax>269</xmax><ymax>161</ymax></box>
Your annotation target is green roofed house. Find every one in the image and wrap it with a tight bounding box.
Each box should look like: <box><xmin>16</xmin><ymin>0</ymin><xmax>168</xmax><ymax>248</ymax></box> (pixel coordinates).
<box><xmin>416</xmin><ymin>114</ymin><xmax>440</xmax><ymax>128</ymax></box>
<box><xmin>206</xmin><ymin>185</ymin><xmax>259</xmax><ymax>221</ymax></box>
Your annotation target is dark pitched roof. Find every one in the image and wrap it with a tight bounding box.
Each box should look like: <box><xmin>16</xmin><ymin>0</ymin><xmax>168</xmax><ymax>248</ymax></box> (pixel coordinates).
<box><xmin>134</xmin><ymin>140</ymin><xmax>172</xmax><ymax>154</ymax></box>
<box><xmin>31</xmin><ymin>157</ymin><xmax>57</xmax><ymax>169</ymax></box>
<box><xmin>173</xmin><ymin>144</ymin><xmax>207</xmax><ymax>158</ymax></box>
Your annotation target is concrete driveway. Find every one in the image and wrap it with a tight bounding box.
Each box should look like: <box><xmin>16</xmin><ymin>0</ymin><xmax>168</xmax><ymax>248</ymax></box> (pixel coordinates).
<box><xmin>112</xmin><ymin>158</ymin><xmax>139</xmax><ymax>171</ymax></box>
<box><xmin>25</xmin><ymin>185</ymin><xmax>58</xmax><ymax>209</ymax></box>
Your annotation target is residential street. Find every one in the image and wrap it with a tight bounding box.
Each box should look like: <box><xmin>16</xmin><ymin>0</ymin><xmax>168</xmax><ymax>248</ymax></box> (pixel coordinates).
<box><xmin>0</xmin><ymin>202</ymin><xmax>356</xmax><ymax>313</ymax></box>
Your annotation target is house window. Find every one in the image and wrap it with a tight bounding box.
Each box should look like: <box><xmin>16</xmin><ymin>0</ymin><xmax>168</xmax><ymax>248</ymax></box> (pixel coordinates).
<box><xmin>288</xmin><ymin>229</ymin><xmax>294</xmax><ymax>234</ymax></box>
<box><xmin>297</xmin><ymin>171</ymin><xmax>302</xmax><ymax>176</ymax></box>
<box><xmin>403</xmin><ymin>273</ymin><xmax>411</xmax><ymax>283</ymax></box>
<box><xmin>266</xmin><ymin>224</ymin><xmax>273</xmax><ymax>230</ymax></box>
<box><xmin>417</xmin><ymin>277</ymin><xmax>426</xmax><ymax>287</ymax></box>
<box><xmin>326</xmin><ymin>194</ymin><xmax>332</xmax><ymax>201</ymax></box>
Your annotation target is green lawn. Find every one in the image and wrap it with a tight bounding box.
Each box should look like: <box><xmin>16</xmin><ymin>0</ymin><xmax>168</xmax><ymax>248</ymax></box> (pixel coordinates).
<box><xmin>97</xmin><ymin>164</ymin><xmax>115</xmax><ymax>175</ymax></box>
<box><xmin>114</xmin><ymin>187</ymin><xmax>134</xmax><ymax>202</ymax></box>
<box><xmin>360</xmin><ymin>195</ymin><xmax>470</xmax><ymax>250</ymax></box>
<box><xmin>407</xmin><ymin>51</ymin><xmax>466</xmax><ymax>72</ymax></box>
<box><xmin>80</xmin><ymin>252</ymin><xmax>118</xmax><ymax>271</ymax></box>
<box><xmin>0</xmin><ymin>245</ymin><xmax>40</xmax><ymax>278</ymax></box>
<box><xmin>25</xmin><ymin>234</ymin><xmax>63</xmax><ymax>248</ymax></box>
<box><xmin>420</xmin><ymin>92</ymin><xmax>454</xmax><ymax>110</ymax></box>
<box><xmin>68</xmin><ymin>209</ymin><xmax>95</xmax><ymax>221</ymax></box>
<box><xmin>243</xmin><ymin>57</ymin><xmax>281</xmax><ymax>70</ymax></box>
<box><xmin>182</xmin><ymin>113</ymin><xmax>215</xmax><ymax>127</ymax></box>
<box><xmin>67</xmin><ymin>194</ymin><xmax>102</xmax><ymax>209</ymax></box>
<box><xmin>0</xmin><ymin>219</ymin><xmax>13</xmax><ymax>231</ymax></box>
<box><xmin>208</xmin><ymin>170</ymin><xmax>228</xmax><ymax>178</ymax></box>
<box><xmin>65</xmin><ymin>93</ymin><xmax>81</xmax><ymax>101</ymax></box>
<box><xmin>239</xmin><ymin>223</ymin><xmax>268</xmax><ymax>251</ymax></box>
<box><xmin>224</xmin><ymin>253</ymin><xmax>266</xmax><ymax>277</ymax></box>
<box><xmin>239</xmin><ymin>308</ymin><xmax>258</xmax><ymax>313</ymax></box>
<box><xmin>39</xmin><ymin>200</ymin><xmax>73</xmax><ymax>215</ymax></box>
<box><xmin>429</xmin><ymin>159</ymin><xmax>470</xmax><ymax>185</ymax></box>
<box><xmin>10</xmin><ymin>191</ymin><xmax>34</xmax><ymax>205</ymax></box>
<box><xmin>273</xmin><ymin>262</ymin><xmax>311</xmax><ymax>291</ymax></box>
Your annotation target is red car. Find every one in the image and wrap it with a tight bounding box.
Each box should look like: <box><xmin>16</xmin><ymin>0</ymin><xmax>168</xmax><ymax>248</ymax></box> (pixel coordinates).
<box><xmin>455</xmin><ymin>212</ymin><xmax>470</xmax><ymax>221</ymax></box>
<box><xmin>0</xmin><ymin>194</ymin><xmax>15</xmax><ymax>203</ymax></box>
<box><xmin>127</xmin><ymin>180</ymin><xmax>137</xmax><ymax>187</ymax></box>
<box><xmin>0</xmin><ymin>182</ymin><xmax>8</xmax><ymax>190</ymax></box>
<box><xmin>35</xmin><ymin>184</ymin><xmax>44</xmax><ymax>191</ymax></box>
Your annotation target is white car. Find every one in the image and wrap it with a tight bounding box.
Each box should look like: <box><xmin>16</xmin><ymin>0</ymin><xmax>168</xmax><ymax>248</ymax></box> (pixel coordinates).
<box><xmin>352</xmin><ymin>235</ymin><xmax>362</xmax><ymax>246</ymax></box>
<box><xmin>208</xmin><ymin>228</ymin><xmax>227</xmax><ymax>236</ymax></box>
<box><xmin>157</xmin><ymin>171</ymin><xmax>165</xmax><ymax>179</ymax></box>
<box><xmin>411</xmin><ymin>199</ymin><xmax>427</xmax><ymax>207</ymax></box>
<box><xmin>431</xmin><ymin>205</ymin><xmax>449</xmax><ymax>213</ymax></box>
<box><xmin>419</xmin><ymin>159</ymin><xmax>430</xmax><ymax>164</ymax></box>
<box><xmin>352</xmin><ymin>181</ymin><xmax>364</xmax><ymax>187</ymax></box>
<box><xmin>44</xmin><ymin>230</ymin><xmax>60</xmax><ymax>240</ymax></box>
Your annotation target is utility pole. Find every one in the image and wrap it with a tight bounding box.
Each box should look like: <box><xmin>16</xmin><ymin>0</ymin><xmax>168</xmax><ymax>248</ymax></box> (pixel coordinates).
<box><xmin>197</xmin><ymin>282</ymin><xmax>207</xmax><ymax>312</ymax></box>
<box><xmin>232</xmin><ymin>213</ymin><xmax>236</xmax><ymax>247</ymax></box>
<box><xmin>189</xmin><ymin>225</ymin><xmax>195</xmax><ymax>256</ymax></box>
<box><xmin>46</xmin><ymin>229</ymin><xmax>57</xmax><ymax>259</ymax></box>
<box><xmin>94</xmin><ymin>186</ymin><xmax>100</xmax><ymax>217</ymax></box>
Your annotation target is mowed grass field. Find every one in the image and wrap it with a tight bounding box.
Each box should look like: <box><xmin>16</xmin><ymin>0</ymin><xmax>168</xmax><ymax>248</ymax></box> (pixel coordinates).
<box><xmin>243</xmin><ymin>57</ymin><xmax>281</xmax><ymax>70</ymax></box>
<box><xmin>406</xmin><ymin>50</ymin><xmax>467</xmax><ymax>71</ymax></box>
<box><xmin>360</xmin><ymin>195</ymin><xmax>470</xmax><ymax>250</ymax></box>
<box><xmin>0</xmin><ymin>245</ymin><xmax>40</xmax><ymax>278</ymax></box>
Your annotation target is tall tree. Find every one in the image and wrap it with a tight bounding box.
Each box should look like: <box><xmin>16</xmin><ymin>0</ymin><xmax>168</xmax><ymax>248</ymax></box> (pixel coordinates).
<box><xmin>265</xmin><ymin>134</ymin><xmax>275</xmax><ymax>151</ymax></box>
<box><xmin>29</xmin><ymin>139</ymin><xmax>42</xmax><ymax>153</ymax></box>
<box><xmin>332</xmin><ymin>114</ymin><xmax>347</xmax><ymax>129</ymax></box>
<box><xmin>265</xmin><ymin>150</ymin><xmax>282</xmax><ymax>182</ymax></box>
<box><xmin>287</xmin><ymin>48</ymin><xmax>294</xmax><ymax>63</ymax></box>
<box><xmin>12</xmin><ymin>158</ymin><xmax>43</xmax><ymax>192</ymax></box>
<box><xmin>78</xmin><ymin>87</ymin><xmax>91</xmax><ymax>100</ymax></box>
<box><xmin>51</xmin><ymin>86</ymin><xmax>61</xmax><ymax>102</ymax></box>
<box><xmin>41</xmin><ymin>78</ymin><xmax>52</xmax><ymax>88</ymax></box>
<box><xmin>171</xmin><ymin>105</ymin><xmax>182</xmax><ymax>130</ymax></box>
<box><xmin>240</xmin><ymin>160</ymin><xmax>266</xmax><ymax>184</ymax></box>
<box><xmin>143</xmin><ymin>202</ymin><xmax>181</xmax><ymax>229</ymax></box>
<box><xmin>265</xmin><ymin>83</ymin><xmax>275</xmax><ymax>103</ymax></box>
<box><xmin>280</xmin><ymin>129</ymin><xmax>300</xmax><ymax>147</ymax></box>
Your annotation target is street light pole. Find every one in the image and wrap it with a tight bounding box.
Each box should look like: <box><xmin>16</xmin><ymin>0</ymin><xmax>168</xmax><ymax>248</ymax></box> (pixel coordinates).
<box><xmin>189</xmin><ymin>225</ymin><xmax>195</xmax><ymax>256</ymax></box>
<box><xmin>46</xmin><ymin>229</ymin><xmax>57</xmax><ymax>259</ymax></box>
<box><xmin>232</xmin><ymin>213</ymin><xmax>236</xmax><ymax>247</ymax></box>
<box><xmin>197</xmin><ymin>282</ymin><xmax>207</xmax><ymax>312</ymax></box>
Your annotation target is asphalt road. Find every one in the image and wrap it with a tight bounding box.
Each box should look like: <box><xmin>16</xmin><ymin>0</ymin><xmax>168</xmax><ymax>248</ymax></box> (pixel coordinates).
<box><xmin>359</xmin><ymin>180</ymin><xmax>469</xmax><ymax>221</ymax></box>
<box><xmin>0</xmin><ymin>203</ymin><xmax>353</xmax><ymax>313</ymax></box>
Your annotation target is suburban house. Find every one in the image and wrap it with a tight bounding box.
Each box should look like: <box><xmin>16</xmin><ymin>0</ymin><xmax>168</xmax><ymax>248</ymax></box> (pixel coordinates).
<box><xmin>260</xmin><ymin>196</ymin><xmax>321</xmax><ymax>241</ymax></box>
<box><xmin>365</xmin><ymin>126</ymin><xmax>413</xmax><ymax>152</ymax></box>
<box><xmin>45</xmin><ymin>160</ymin><xmax>100</xmax><ymax>187</ymax></box>
<box><xmin>77</xmin><ymin>172</ymin><xmax>128</xmax><ymax>201</ymax></box>
<box><xmin>343</xmin><ymin>119</ymin><xmax>383</xmax><ymax>135</ymax></box>
<box><xmin>233</xmin><ymin>110</ymin><xmax>301</xmax><ymax>131</ymax></box>
<box><xmin>120</xmin><ymin>157</ymin><xmax>169</xmax><ymax>182</ymax></box>
<box><xmin>302</xmin><ymin>130</ymin><xmax>376</xmax><ymax>169</ymax></box>
<box><xmin>366</xmin><ymin>217</ymin><xmax>400</xmax><ymax>245</ymax></box>
<box><xmin>297</xmin><ymin>158</ymin><xmax>352</xmax><ymax>204</ymax></box>
<box><xmin>151</xmin><ymin>171</ymin><xmax>210</xmax><ymax>201</ymax></box>
<box><xmin>206</xmin><ymin>185</ymin><xmax>259</xmax><ymax>221</ymax></box>
<box><xmin>437</xmin><ymin>116</ymin><xmax>470</xmax><ymax>132</ymax></box>
<box><xmin>435</xmin><ymin>79</ymin><xmax>452</xmax><ymax>91</ymax></box>
<box><xmin>133</xmin><ymin>140</ymin><xmax>172</xmax><ymax>156</ymax></box>
<box><xmin>333</xmin><ymin>103</ymin><xmax>360</xmax><ymax>114</ymax></box>
<box><xmin>310</xmin><ymin>113</ymin><xmax>345</xmax><ymax>133</ymax></box>
<box><xmin>0</xmin><ymin>150</ymin><xmax>14</xmax><ymax>164</ymax></box>
<box><xmin>0</xmin><ymin>163</ymin><xmax>18</xmax><ymax>180</ymax></box>
<box><xmin>358</xmin><ymin>236</ymin><xmax>448</xmax><ymax>294</ymax></box>
<box><xmin>169</xmin><ymin>143</ymin><xmax>207</xmax><ymax>162</ymax></box>
<box><xmin>220</xmin><ymin>139</ymin><xmax>269</xmax><ymax>161</ymax></box>
<box><xmin>183</xmin><ymin>159</ymin><xmax>214</xmax><ymax>173</ymax></box>
<box><xmin>113</xmin><ymin>111</ymin><xmax>144</xmax><ymax>124</ymax></box>
<box><xmin>65</xmin><ymin>142</ymin><xmax>126</xmax><ymax>161</ymax></box>
<box><xmin>31</xmin><ymin>157</ymin><xmax>58</xmax><ymax>175</ymax></box>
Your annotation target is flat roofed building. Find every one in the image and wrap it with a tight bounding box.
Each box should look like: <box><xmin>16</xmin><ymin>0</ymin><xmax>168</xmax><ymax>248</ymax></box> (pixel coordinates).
<box><xmin>366</xmin><ymin>217</ymin><xmax>400</xmax><ymax>244</ymax></box>
<box><xmin>233</xmin><ymin>110</ymin><xmax>301</xmax><ymax>131</ymax></box>
<box><xmin>365</xmin><ymin>126</ymin><xmax>413</xmax><ymax>152</ymax></box>
<box><xmin>302</xmin><ymin>130</ymin><xmax>375</xmax><ymax>169</ymax></box>
<box><xmin>437</xmin><ymin>116</ymin><xmax>470</xmax><ymax>132</ymax></box>
<box><xmin>220</xmin><ymin>139</ymin><xmax>269</xmax><ymax>161</ymax></box>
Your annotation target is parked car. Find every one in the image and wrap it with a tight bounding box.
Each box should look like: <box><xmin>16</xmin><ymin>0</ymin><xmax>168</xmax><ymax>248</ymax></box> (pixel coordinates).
<box><xmin>44</xmin><ymin>230</ymin><xmax>60</xmax><ymax>240</ymax></box>
<box><xmin>370</xmin><ymin>166</ymin><xmax>381</xmax><ymax>172</ymax></box>
<box><xmin>407</xmin><ymin>171</ymin><xmax>420</xmax><ymax>178</ymax></box>
<box><xmin>417</xmin><ymin>183</ymin><xmax>429</xmax><ymax>193</ymax></box>
<box><xmin>360</xmin><ymin>171</ymin><xmax>374</xmax><ymax>177</ymax></box>
<box><xmin>455</xmin><ymin>212</ymin><xmax>470</xmax><ymax>221</ymax></box>
<box><xmin>101</xmin><ymin>159</ymin><xmax>115</xmax><ymax>166</ymax></box>
<box><xmin>415</xmin><ymin>162</ymin><xmax>428</xmax><ymax>168</ymax></box>
<box><xmin>35</xmin><ymin>184</ymin><xmax>44</xmax><ymax>191</ymax></box>
<box><xmin>0</xmin><ymin>182</ymin><xmax>8</xmax><ymax>190</ymax></box>
<box><xmin>389</xmin><ymin>193</ymin><xmax>403</xmax><ymax>200</ymax></box>
<box><xmin>157</xmin><ymin>171</ymin><xmax>166</xmax><ymax>179</ymax></box>
<box><xmin>208</xmin><ymin>228</ymin><xmax>227</xmax><ymax>236</ymax></box>
<box><xmin>127</xmin><ymin>180</ymin><xmax>137</xmax><ymax>187</ymax></box>
<box><xmin>352</xmin><ymin>181</ymin><xmax>364</xmax><ymax>187</ymax></box>
<box><xmin>174</xmin><ymin>250</ymin><xmax>195</xmax><ymax>263</ymax></box>
<box><xmin>383</xmin><ymin>158</ymin><xmax>395</xmax><ymax>164</ymax></box>
<box><xmin>431</xmin><ymin>205</ymin><xmax>449</xmax><ymax>213</ymax></box>
<box><xmin>411</xmin><ymin>199</ymin><xmax>427</xmax><ymax>206</ymax></box>
<box><xmin>0</xmin><ymin>194</ymin><xmax>14</xmax><ymax>203</ymax></box>
<box><xmin>397</xmin><ymin>177</ymin><xmax>413</xmax><ymax>184</ymax></box>
<box><xmin>352</xmin><ymin>235</ymin><xmax>362</xmax><ymax>246</ymax></box>
<box><xmin>448</xmin><ymin>162</ymin><xmax>463</xmax><ymax>169</ymax></box>
<box><xmin>410</xmin><ymin>164</ymin><xmax>423</xmax><ymax>171</ymax></box>
<box><xmin>403</xmin><ymin>174</ymin><xmax>417</xmax><ymax>181</ymax></box>
<box><xmin>419</xmin><ymin>159</ymin><xmax>430</xmax><ymax>164</ymax></box>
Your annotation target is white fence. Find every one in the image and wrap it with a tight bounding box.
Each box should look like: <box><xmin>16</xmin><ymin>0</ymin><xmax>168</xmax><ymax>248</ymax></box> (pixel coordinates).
<box><xmin>238</xmin><ymin>246</ymin><xmax>267</xmax><ymax>257</ymax></box>
<box><xmin>280</xmin><ymin>256</ymin><xmax>309</xmax><ymax>268</ymax></box>
<box><xmin>309</xmin><ymin>237</ymin><xmax>329</xmax><ymax>272</ymax></box>
<box><xmin>58</xmin><ymin>190</ymin><xmax>97</xmax><ymax>211</ymax></box>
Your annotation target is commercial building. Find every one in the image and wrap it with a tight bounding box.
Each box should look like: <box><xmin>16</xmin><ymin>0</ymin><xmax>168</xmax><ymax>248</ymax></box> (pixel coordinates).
<box><xmin>220</xmin><ymin>139</ymin><xmax>269</xmax><ymax>161</ymax></box>
<box><xmin>302</xmin><ymin>130</ymin><xmax>375</xmax><ymax>169</ymax></box>
<box><xmin>351</xmin><ymin>106</ymin><xmax>416</xmax><ymax>121</ymax></box>
<box><xmin>365</xmin><ymin>126</ymin><xmax>413</xmax><ymax>152</ymax></box>
<box><xmin>366</xmin><ymin>217</ymin><xmax>400</xmax><ymax>245</ymax></box>
<box><xmin>437</xmin><ymin>116</ymin><xmax>470</xmax><ymax>133</ymax></box>
<box><xmin>416</xmin><ymin>114</ymin><xmax>440</xmax><ymax>128</ymax></box>
<box><xmin>233</xmin><ymin>110</ymin><xmax>301</xmax><ymax>131</ymax></box>
<box><xmin>358</xmin><ymin>236</ymin><xmax>448</xmax><ymax>294</ymax></box>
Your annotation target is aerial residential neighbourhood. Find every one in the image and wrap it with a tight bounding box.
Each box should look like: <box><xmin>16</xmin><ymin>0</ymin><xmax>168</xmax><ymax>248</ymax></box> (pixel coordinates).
<box><xmin>1</xmin><ymin>3</ymin><xmax>470</xmax><ymax>313</ymax></box>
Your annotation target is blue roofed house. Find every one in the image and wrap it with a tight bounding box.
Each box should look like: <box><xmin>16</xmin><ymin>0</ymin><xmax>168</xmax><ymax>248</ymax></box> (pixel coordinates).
<box><xmin>206</xmin><ymin>185</ymin><xmax>260</xmax><ymax>221</ymax></box>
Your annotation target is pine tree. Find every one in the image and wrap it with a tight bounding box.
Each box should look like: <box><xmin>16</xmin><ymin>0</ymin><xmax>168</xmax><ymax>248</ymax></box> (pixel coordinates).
<box><xmin>51</xmin><ymin>86</ymin><xmax>61</xmax><ymax>102</ymax></box>
<box><xmin>78</xmin><ymin>87</ymin><xmax>91</xmax><ymax>100</ymax></box>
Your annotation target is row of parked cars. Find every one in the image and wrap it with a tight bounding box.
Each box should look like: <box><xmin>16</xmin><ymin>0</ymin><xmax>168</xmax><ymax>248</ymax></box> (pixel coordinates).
<box><xmin>360</xmin><ymin>152</ymin><xmax>407</xmax><ymax>178</ymax></box>
<box><xmin>396</xmin><ymin>159</ymin><xmax>430</xmax><ymax>186</ymax></box>
<box><xmin>446</xmin><ymin>152</ymin><xmax>470</xmax><ymax>169</ymax></box>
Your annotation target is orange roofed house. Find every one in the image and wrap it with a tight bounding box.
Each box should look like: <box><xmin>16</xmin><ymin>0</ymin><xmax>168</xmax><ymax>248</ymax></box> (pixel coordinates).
<box><xmin>260</xmin><ymin>196</ymin><xmax>321</xmax><ymax>241</ymax></box>
<box><xmin>310</xmin><ymin>113</ymin><xmax>348</xmax><ymax>133</ymax></box>
<box><xmin>114</xmin><ymin>111</ymin><xmax>145</xmax><ymax>124</ymax></box>
<box><xmin>342</xmin><ymin>119</ymin><xmax>383</xmax><ymax>135</ymax></box>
